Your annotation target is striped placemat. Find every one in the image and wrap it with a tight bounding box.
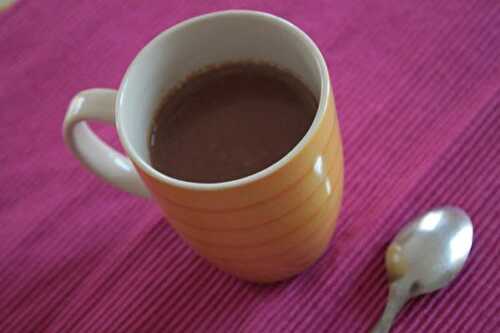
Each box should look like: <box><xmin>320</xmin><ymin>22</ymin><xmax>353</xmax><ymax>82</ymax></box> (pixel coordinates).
<box><xmin>1</xmin><ymin>0</ymin><xmax>499</xmax><ymax>332</ymax></box>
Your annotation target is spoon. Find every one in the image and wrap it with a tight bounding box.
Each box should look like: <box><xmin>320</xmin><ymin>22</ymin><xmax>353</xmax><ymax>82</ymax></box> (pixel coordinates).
<box><xmin>371</xmin><ymin>206</ymin><xmax>473</xmax><ymax>333</ymax></box>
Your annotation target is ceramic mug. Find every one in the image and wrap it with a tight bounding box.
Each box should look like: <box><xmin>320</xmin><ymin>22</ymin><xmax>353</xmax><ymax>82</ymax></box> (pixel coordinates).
<box><xmin>63</xmin><ymin>10</ymin><xmax>344</xmax><ymax>283</ymax></box>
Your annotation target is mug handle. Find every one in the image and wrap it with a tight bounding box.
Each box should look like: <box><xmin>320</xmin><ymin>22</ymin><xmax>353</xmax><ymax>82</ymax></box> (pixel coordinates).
<box><xmin>63</xmin><ymin>88</ymin><xmax>151</xmax><ymax>197</ymax></box>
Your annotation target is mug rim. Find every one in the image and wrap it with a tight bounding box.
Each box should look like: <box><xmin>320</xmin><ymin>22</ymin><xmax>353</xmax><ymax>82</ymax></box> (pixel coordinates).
<box><xmin>116</xmin><ymin>10</ymin><xmax>330</xmax><ymax>191</ymax></box>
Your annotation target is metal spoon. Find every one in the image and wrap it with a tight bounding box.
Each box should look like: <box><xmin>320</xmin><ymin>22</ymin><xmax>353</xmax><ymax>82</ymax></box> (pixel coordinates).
<box><xmin>371</xmin><ymin>206</ymin><xmax>473</xmax><ymax>333</ymax></box>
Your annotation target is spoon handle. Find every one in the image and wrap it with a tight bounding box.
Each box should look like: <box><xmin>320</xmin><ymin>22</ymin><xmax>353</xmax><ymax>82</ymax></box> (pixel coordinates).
<box><xmin>371</xmin><ymin>284</ymin><xmax>409</xmax><ymax>333</ymax></box>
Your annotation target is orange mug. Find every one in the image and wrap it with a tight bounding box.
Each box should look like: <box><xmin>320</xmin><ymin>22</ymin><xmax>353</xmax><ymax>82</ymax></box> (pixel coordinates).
<box><xmin>63</xmin><ymin>10</ymin><xmax>344</xmax><ymax>283</ymax></box>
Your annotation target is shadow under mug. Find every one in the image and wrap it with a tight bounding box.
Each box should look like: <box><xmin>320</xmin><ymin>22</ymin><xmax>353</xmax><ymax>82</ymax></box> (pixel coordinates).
<box><xmin>63</xmin><ymin>10</ymin><xmax>344</xmax><ymax>283</ymax></box>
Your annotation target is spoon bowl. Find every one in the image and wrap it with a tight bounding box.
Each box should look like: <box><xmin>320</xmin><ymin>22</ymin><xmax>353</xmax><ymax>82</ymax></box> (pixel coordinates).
<box><xmin>371</xmin><ymin>206</ymin><xmax>473</xmax><ymax>333</ymax></box>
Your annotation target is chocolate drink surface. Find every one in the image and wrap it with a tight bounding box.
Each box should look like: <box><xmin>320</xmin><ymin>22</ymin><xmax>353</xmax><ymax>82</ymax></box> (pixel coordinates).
<box><xmin>149</xmin><ymin>62</ymin><xmax>318</xmax><ymax>183</ymax></box>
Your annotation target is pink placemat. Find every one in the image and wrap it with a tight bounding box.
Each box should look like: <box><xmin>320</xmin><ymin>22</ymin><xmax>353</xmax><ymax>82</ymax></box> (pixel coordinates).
<box><xmin>1</xmin><ymin>1</ymin><xmax>499</xmax><ymax>332</ymax></box>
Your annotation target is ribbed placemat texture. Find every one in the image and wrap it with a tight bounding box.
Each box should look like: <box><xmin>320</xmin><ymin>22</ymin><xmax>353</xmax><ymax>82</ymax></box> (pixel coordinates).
<box><xmin>1</xmin><ymin>1</ymin><xmax>499</xmax><ymax>332</ymax></box>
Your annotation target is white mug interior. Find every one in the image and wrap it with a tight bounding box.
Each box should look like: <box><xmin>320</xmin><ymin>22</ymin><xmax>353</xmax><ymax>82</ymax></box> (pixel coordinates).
<box><xmin>116</xmin><ymin>10</ymin><xmax>329</xmax><ymax>188</ymax></box>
